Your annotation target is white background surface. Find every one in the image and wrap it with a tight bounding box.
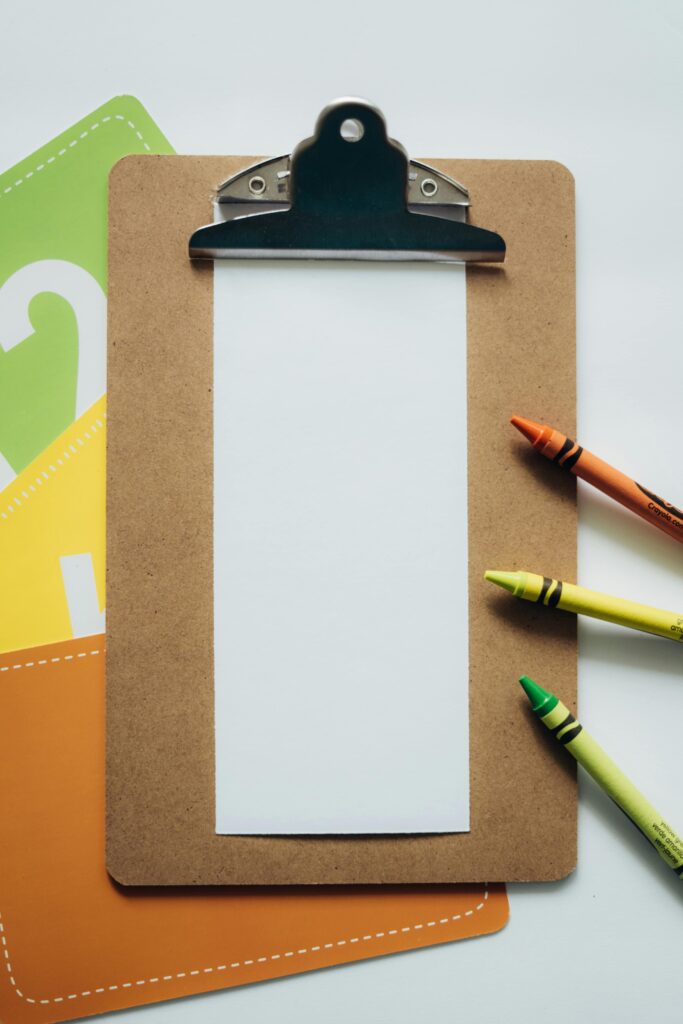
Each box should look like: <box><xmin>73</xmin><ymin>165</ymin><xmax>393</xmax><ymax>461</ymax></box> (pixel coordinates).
<box><xmin>2</xmin><ymin>0</ymin><xmax>682</xmax><ymax>1020</ymax></box>
<box><xmin>213</xmin><ymin>263</ymin><xmax>469</xmax><ymax>835</ymax></box>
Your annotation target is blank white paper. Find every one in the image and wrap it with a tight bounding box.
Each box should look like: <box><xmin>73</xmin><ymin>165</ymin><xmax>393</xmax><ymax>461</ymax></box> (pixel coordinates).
<box><xmin>214</xmin><ymin>261</ymin><xmax>469</xmax><ymax>834</ymax></box>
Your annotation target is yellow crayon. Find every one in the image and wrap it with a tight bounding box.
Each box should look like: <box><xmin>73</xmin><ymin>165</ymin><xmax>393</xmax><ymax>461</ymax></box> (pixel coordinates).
<box><xmin>520</xmin><ymin>676</ymin><xmax>683</xmax><ymax>879</ymax></box>
<box><xmin>485</xmin><ymin>569</ymin><xmax>683</xmax><ymax>643</ymax></box>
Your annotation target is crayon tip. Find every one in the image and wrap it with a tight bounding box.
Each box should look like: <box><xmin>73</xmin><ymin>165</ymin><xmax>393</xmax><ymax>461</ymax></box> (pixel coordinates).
<box><xmin>519</xmin><ymin>675</ymin><xmax>558</xmax><ymax>715</ymax></box>
<box><xmin>511</xmin><ymin>415</ymin><xmax>545</xmax><ymax>446</ymax></box>
<box><xmin>484</xmin><ymin>570</ymin><xmax>521</xmax><ymax>595</ymax></box>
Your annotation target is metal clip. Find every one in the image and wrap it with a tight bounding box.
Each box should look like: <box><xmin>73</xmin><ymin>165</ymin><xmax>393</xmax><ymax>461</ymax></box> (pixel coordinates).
<box><xmin>190</xmin><ymin>99</ymin><xmax>505</xmax><ymax>263</ymax></box>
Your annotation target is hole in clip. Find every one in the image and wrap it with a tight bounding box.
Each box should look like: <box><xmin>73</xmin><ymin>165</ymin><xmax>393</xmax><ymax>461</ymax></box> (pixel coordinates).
<box><xmin>340</xmin><ymin>118</ymin><xmax>364</xmax><ymax>143</ymax></box>
<box><xmin>248</xmin><ymin>175</ymin><xmax>267</xmax><ymax>195</ymax></box>
<box><xmin>420</xmin><ymin>178</ymin><xmax>438</xmax><ymax>197</ymax></box>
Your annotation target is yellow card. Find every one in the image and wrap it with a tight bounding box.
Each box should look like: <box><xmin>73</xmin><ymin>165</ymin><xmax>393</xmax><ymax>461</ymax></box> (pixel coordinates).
<box><xmin>0</xmin><ymin>396</ymin><xmax>105</xmax><ymax>652</ymax></box>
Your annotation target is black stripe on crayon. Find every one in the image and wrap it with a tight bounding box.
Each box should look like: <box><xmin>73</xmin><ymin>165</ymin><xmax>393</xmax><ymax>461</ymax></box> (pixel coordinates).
<box><xmin>550</xmin><ymin>712</ymin><xmax>575</xmax><ymax>736</ymax></box>
<box><xmin>536</xmin><ymin>577</ymin><xmax>553</xmax><ymax>604</ymax></box>
<box><xmin>675</xmin><ymin>864</ymin><xmax>683</xmax><ymax>876</ymax></box>
<box><xmin>547</xmin><ymin>580</ymin><xmax>563</xmax><ymax>608</ymax></box>
<box><xmin>561</xmin><ymin>445</ymin><xmax>584</xmax><ymax>472</ymax></box>
<box><xmin>558</xmin><ymin>723</ymin><xmax>583</xmax><ymax>745</ymax></box>
<box><xmin>553</xmin><ymin>438</ymin><xmax>574</xmax><ymax>464</ymax></box>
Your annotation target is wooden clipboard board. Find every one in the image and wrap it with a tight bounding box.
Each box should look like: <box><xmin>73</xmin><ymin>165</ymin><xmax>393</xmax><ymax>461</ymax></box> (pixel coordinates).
<box><xmin>106</xmin><ymin>111</ymin><xmax>577</xmax><ymax>885</ymax></box>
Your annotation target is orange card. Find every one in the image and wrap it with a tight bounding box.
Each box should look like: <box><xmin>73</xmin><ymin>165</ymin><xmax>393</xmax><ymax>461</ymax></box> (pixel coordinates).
<box><xmin>0</xmin><ymin>636</ymin><xmax>507</xmax><ymax>1024</ymax></box>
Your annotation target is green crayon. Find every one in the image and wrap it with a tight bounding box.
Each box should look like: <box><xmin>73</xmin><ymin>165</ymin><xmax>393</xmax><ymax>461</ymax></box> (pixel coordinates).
<box><xmin>519</xmin><ymin>675</ymin><xmax>683</xmax><ymax>879</ymax></box>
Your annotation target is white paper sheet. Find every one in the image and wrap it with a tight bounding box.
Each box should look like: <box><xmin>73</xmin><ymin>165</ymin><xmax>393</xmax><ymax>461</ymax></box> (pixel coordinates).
<box><xmin>214</xmin><ymin>261</ymin><xmax>469</xmax><ymax>834</ymax></box>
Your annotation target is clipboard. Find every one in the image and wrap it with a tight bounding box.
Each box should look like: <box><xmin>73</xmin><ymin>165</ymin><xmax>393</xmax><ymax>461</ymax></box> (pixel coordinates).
<box><xmin>106</xmin><ymin>99</ymin><xmax>577</xmax><ymax>885</ymax></box>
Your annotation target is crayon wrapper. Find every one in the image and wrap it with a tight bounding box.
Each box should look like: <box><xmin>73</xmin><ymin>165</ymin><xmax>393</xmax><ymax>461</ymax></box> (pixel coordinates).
<box><xmin>542</xmin><ymin>703</ymin><xmax>683</xmax><ymax>873</ymax></box>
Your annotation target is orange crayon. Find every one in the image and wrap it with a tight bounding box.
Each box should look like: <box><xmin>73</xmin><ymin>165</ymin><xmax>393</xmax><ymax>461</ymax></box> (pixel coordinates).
<box><xmin>512</xmin><ymin>416</ymin><xmax>683</xmax><ymax>544</ymax></box>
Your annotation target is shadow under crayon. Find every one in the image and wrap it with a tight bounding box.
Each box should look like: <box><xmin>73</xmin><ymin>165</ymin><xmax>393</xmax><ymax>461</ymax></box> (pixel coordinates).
<box><xmin>485</xmin><ymin>586</ymin><xmax>576</xmax><ymax>647</ymax></box>
<box><xmin>580</xmin><ymin>621</ymin><xmax>683</xmax><ymax>681</ymax></box>
<box><xmin>578</xmin><ymin>772</ymin><xmax>683</xmax><ymax>904</ymax></box>
<box><xmin>506</xmin><ymin>769</ymin><xmax>683</xmax><ymax>905</ymax></box>
<box><xmin>514</xmin><ymin>440</ymin><xmax>577</xmax><ymax>506</ymax></box>
<box><xmin>579</xmin><ymin>485</ymin><xmax>683</xmax><ymax>581</ymax></box>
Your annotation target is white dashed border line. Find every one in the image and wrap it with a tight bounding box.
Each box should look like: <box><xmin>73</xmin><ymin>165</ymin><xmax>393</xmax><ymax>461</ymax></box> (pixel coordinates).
<box><xmin>0</xmin><ymin>414</ymin><xmax>105</xmax><ymax>522</ymax></box>
<box><xmin>1</xmin><ymin>113</ymin><xmax>151</xmax><ymax>199</ymax></box>
<box><xmin>0</xmin><ymin>888</ymin><xmax>489</xmax><ymax>1006</ymax></box>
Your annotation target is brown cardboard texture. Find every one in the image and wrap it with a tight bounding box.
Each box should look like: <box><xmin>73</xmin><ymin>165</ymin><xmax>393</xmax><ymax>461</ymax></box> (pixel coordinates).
<box><xmin>106</xmin><ymin>155</ymin><xmax>577</xmax><ymax>885</ymax></box>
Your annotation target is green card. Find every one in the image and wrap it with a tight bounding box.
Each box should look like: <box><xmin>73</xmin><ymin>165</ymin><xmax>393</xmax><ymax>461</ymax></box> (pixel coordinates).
<box><xmin>0</xmin><ymin>96</ymin><xmax>173</xmax><ymax>487</ymax></box>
